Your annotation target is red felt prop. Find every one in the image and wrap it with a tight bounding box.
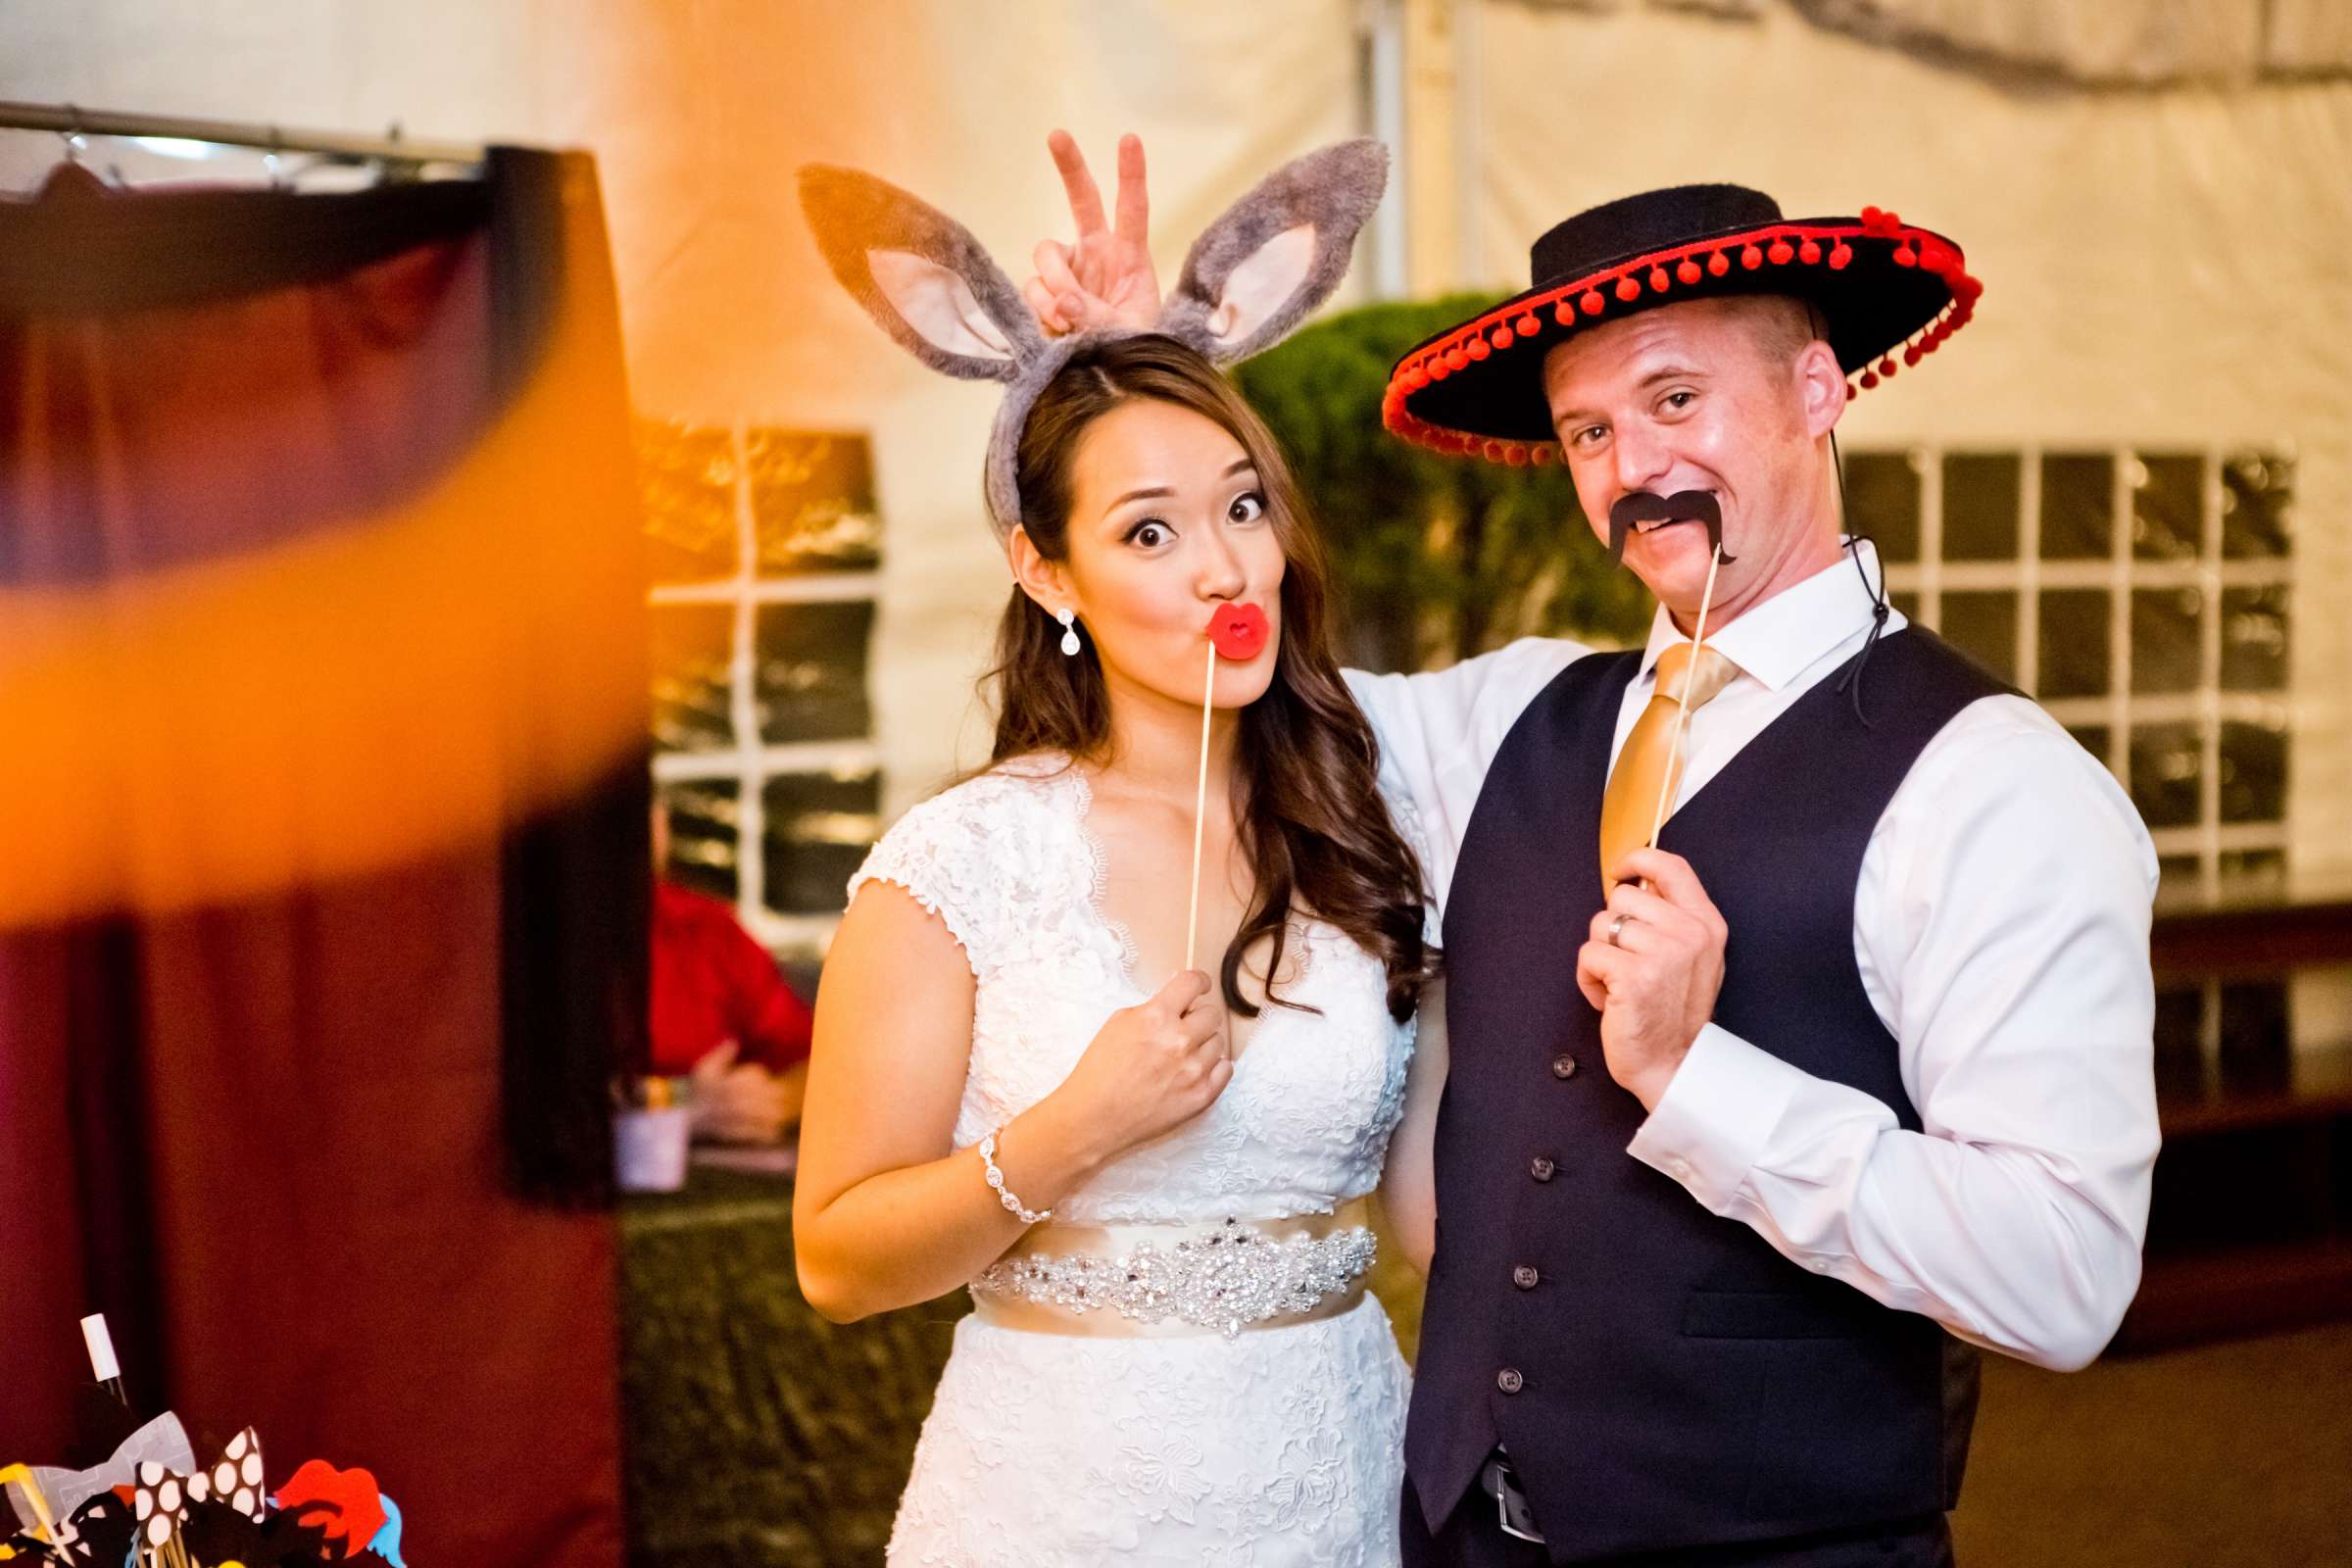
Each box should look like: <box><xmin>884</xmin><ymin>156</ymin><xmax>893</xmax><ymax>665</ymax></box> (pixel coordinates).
<box><xmin>273</xmin><ymin>1459</ymin><xmax>389</xmax><ymax>1558</ymax></box>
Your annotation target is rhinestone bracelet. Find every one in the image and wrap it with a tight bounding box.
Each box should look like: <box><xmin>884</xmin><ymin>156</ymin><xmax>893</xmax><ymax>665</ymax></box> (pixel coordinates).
<box><xmin>978</xmin><ymin>1128</ymin><xmax>1052</xmax><ymax>1224</ymax></box>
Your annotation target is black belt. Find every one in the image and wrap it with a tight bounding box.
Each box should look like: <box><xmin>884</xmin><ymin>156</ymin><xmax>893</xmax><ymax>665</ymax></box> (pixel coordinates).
<box><xmin>1480</xmin><ymin>1450</ymin><xmax>1545</xmax><ymax>1544</ymax></box>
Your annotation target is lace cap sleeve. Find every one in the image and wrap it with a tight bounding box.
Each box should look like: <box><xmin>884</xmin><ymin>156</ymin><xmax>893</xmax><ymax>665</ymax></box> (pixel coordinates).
<box><xmin>846</xmin><ymin>770</ymin><xmax>1047</xmax><ymax>979</ymax></box>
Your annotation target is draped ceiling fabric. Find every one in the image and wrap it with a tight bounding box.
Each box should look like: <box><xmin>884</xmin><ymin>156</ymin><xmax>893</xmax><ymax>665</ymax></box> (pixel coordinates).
<box><xmin>1494</xmin><ymin>0</ymin><xmax>2352</xmax><ymax>86</ymax></box>
<box><xmin>1471</xmin><ymin>0</ymin><xmax>2352</xmax><ymax>885</ymax></box>
<box><xmin>1783</xmin><ymin>0</ymin><xmax>2352</xmax><ymax>87</ymax></box>
<box><xmin>0</xmin><ymin>148</ymin><xmax>645</xmax><ymax>1568</ymax></box>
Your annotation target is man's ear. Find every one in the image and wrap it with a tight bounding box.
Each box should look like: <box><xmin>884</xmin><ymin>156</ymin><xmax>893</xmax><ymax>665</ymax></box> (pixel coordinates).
<box><xmin>1796</xmin><ymin>338</ymin><xmax>1847</xmax><ymax>440</ymax></box>
<box><xmin>1005</xmin><ymin>526</ymin><xmax>1074</xmax><ymax>615</ymax></box>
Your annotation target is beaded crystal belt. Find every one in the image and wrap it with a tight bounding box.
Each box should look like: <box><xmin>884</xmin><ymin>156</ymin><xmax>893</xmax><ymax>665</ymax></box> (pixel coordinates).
<box><xmin>968</xmin><ymin>1198</ymin><xmax>1377</xmax><ymax>1340</ymax></box>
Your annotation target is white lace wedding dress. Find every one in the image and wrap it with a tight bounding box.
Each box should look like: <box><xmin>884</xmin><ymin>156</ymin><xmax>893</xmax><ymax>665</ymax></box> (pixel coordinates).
<box><xmin>848</xmin><ymin>755</ymin><xmax>1418</xmax><ymax>1568</ymax></box>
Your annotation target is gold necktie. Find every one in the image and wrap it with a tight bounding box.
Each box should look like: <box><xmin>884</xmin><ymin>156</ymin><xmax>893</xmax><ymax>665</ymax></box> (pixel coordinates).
<box><xmin>1599</xmin><ymin>642</ymin><xmax>1741</xmax><ymax>896</ymax></box>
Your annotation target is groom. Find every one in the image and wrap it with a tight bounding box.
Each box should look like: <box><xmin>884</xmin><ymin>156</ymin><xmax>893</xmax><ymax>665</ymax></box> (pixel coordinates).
<box><xmin>1027</xmin><ymin>143</ymin><xmax>2160</xmax><ymax>1565</ymax></box>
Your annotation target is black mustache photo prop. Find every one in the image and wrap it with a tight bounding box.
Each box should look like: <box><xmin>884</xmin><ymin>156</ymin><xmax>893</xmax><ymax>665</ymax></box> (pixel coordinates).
<box><xmin>1606</xmin><ymin>490</ymin><xmax>1734</xmax><ymax>564</ymax></box>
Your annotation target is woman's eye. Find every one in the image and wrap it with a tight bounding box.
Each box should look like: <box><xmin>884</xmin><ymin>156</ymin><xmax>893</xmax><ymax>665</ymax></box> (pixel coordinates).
<box><xmin>1127</xmin><ymin>519</ymin><xmax>1170</xmax><ymax>548</ymax></box>
<box><xmin>1229</xmin><ymin>491</ymin><xmax>1267</xmax><ymax>523</ymax></box>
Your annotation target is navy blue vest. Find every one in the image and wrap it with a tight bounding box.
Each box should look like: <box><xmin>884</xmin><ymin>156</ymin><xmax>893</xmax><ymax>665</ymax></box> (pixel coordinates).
<box><xmin>1408</xmin><ymin>626</ymin><xmax>2005</xmax><ymax>1562</ymax></box>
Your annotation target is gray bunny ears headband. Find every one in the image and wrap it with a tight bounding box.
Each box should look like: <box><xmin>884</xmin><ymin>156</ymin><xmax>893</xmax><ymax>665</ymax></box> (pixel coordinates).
<box><xmin>799</xmin><ymin>140</ymin><xmax>1390</xmax><ymax>542</ymax></box>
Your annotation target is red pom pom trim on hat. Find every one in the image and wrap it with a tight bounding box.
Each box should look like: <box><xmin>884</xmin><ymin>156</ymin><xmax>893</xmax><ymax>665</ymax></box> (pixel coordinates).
<box><xmin>1384</xmin><ymin>211</ymin><xmax>1984</xmax><ymax>454</ymax></box>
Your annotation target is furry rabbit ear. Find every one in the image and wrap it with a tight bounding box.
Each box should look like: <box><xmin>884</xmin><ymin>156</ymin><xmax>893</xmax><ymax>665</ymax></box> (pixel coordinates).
<box><xmin>1157</xmin><ymin>139</ymin><xmax>1390</xmax><ymax>366</ymax></box>
<box><xmin>799</xmin><ymin>165</ymin><xmax>1046</xmax><ymax>382</ymax></box>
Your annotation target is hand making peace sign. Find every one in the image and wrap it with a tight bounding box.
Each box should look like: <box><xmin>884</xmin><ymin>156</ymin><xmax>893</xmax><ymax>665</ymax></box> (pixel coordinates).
<box><xmin>1024</xmin><ymin>129</ymin><xmax>1165</xmax><ymax>336</ymax></box>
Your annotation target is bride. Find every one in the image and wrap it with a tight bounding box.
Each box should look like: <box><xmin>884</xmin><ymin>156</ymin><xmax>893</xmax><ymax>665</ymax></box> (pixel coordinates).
<box><xmin>791</xmin><ymin>139</ymin><xmax>1446</xmax><ymax>1564</ymax></box>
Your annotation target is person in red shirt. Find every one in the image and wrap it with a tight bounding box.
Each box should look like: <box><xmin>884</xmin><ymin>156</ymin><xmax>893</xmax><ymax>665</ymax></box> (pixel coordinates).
<box><xmin>651</xmin><ymin>800</ymin><xmax>814</xmax><ymax>1142</ymax></box>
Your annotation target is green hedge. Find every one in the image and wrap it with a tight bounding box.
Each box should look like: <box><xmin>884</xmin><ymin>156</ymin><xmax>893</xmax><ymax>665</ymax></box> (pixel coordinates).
<box><xmin>1235</xmin><ymin>294</ymin><xmax>1653</xmax><ymax>672</ymax></box>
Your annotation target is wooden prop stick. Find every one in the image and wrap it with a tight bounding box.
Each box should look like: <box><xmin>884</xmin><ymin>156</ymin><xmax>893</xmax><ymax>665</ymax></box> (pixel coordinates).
<box><xmin>1185</xmin><ymin>643</ymin><xmax>1217</xmax><ymax>972</ymax></box>
<box><xmin>1647</xmin><ymin>542</ymin><xmax>1727</xmax><ymax>851</ymax></box>
<box><xmin>0</xmin><ymin>1465</ymin><xmax>61</xmax><ymax>1546</ymax></box>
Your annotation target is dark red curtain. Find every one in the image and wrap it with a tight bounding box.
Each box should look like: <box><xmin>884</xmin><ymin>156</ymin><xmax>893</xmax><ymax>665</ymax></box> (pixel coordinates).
<box><xmin>0</xmin><ymin>147</ymin><xmax>644</xmax><ymax>1568</ymax></box>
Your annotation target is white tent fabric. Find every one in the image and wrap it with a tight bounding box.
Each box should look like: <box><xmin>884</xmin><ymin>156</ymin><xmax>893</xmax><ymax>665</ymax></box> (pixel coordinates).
<box><xmin>1473</xmin><ymin>1</ymin><xmax>2352</xmax><ymax>883</ymax></box>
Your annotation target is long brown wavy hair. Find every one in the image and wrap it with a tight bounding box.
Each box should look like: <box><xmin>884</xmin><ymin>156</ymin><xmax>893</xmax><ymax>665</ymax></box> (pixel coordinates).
<box><xmin>987</xmin><ymin>334</ymin><xmax>1436</xmax><ymax>1021</ymax></box>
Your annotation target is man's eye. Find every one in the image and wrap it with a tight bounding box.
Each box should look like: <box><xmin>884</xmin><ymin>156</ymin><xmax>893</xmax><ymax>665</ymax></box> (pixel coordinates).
<box><xmin>1574</xmin><ymin>424</ymin><xmax>1607</xmax><ymax>447</ymax></box>
<box><xmin>1662</xmin><ymin>391</ymin><xmax>1696</xmax><ymax>411</ymax></box>
<box><xmin>1230</xmin><ymin>492</ymin><xmax>1267</xmax><ymax>523</ymax></box>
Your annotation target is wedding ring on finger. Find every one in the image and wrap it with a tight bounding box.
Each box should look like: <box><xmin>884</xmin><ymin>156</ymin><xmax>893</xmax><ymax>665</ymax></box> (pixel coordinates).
<box><xmin>1607</xmin><ymin>913</ymin><xmax>1632</xmax><ymax>949</ymax></box>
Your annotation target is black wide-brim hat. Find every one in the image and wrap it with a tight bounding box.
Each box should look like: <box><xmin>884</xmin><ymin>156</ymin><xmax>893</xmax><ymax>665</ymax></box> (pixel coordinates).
<box><xmin>1382</xmin><ymin>183</ymin><xmax>1981</xmax><ymax>466</ymax></box>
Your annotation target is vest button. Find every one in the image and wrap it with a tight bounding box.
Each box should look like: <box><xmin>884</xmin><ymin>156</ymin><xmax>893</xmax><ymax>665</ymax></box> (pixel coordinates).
<box><xmin>1550</xmin><ymin>1053</ymin><xmax>1579</xmax><ymax>1080</ymax></box>
<box><xmin>1495</xmin><ymin>1367</ymin><xmax>1525</xmax><ymax>1395</ymax></box>
<box><xmin>1513</xmin><ymin>1264</ymin><xmax>1541</xmax><ymax>1290</ymax></box>
<box><xmin>1529</xmin><ymin>1156</ymin><xmax>1556</xmax><ymax>1182</ymax></box>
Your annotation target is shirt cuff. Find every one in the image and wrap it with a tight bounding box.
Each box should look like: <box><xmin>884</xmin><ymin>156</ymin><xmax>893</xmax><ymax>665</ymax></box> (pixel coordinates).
<box><xmin>1627</xmin><ymin>1022</ymin><xmax>1806</xmax><ymax>1214</ymax></box>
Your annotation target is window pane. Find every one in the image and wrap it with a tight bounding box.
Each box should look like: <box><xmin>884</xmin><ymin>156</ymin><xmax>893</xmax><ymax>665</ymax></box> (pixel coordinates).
<box><xmin>1940</xmin><ymin>591</ymin><xmax>2017</xmax><ymax>683</ymax></box>
<box><xmin>748</xmin><ymin>429</ymin><xmax>883</xmax><ymax>574</ymax></box>
<box><xmin>2131</xmin><ymin>723</ymin><xmax>2202</xmax><ymax>830</ymax></box>
<box><xmin>2219</xmin><ymin>719</ymin><xmax>2287</xmax><ymax>824</ymax></box>
<box><xmin>1843</xmin><ymin>450</ymin><xmax>1922</xmax><ymax>564</ymax></box>
<box><xmin>2218</xmin><ymin>848</ymin><xmax>2286</xmax><ymax>888</ymax></box>
<box><xmin>2220</xmin><ymin>451</ymin><xmax>2292</xmax><ymax>560</ymax></box>
<box><xmin>2036</xmin><ymin>589</ymin><xmax>2110</xmax><ymax>699</ymax></box>
<box><xmin>2220</xmin><ymin>585</ymin><xmax>2289</xmax><ymax>692</ymax></box>
<box><xmin>2130</xmin><ymin>587</ymin><xmax>2203</xmax><ymax>696</ymax></box>
<box><xmin>2155</xmin><ymin>854</ymin><xmax>2204</xmax><ymax>896</ymax></box>
<box><xmin>636</xmin><ymin>418</ymin><xmax>739</xmax><ymax>585</ymax></box>
<box><xmin>1942</xmin><ymin>453</ymin><xmax>2019</xmax><ymax>562</ymax></box>
<box><xmin>658</xmin><ymin>778</ymin><xmax>742</xmax><ymax>905</ymax></box>
<box><xmin>2219</xmin><ymin>981</ymin><xmax>2290</xmax><ymax>1090</ymax></box>
<box><xmin>2152</xmin><ymin>983</ymin><xmax>2203</xmax><ymax>1057</ymax></box>
<box><xmin>755</xmin><ymin>601</ymin><xmax>874</xmax><ymax>744</ymax></box>
<box><xmin>763</xmin><ymin>769</ymin><xmax>882</xmax><ymax>915</ymax></box>
<box><xmin>652</xmin><ymin>605</ymin><xmax>735</xmax><ymax>752</ymax></box>
<box><xmin>2066</xmin><ymin>725</ymin><xmax>2112</xmax><ymax>775</ymax></box>
<box><xmin>2038</xmin><ymin>452</ymin><xmax>2113</xmax><ymax>561</ymax></box>
<box><xmin>1890</xmin><ymin>589</ymin><xmax>1922</xmax><ymax>622</ymax></box>
<box><xmin>2132</xmin><ymin>453</ymin><xmax>2202</xmax><ymax>563</ymax></box>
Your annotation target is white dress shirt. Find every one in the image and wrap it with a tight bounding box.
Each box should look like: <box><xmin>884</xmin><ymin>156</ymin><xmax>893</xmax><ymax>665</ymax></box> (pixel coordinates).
<box><xmin>1347</xmin><ymin>540</ymin><xmax>2162</xmax><ymax>1371</ymax></box>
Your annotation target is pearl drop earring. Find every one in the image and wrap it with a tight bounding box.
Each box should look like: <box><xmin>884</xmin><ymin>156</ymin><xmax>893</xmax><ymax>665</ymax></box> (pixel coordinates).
<box><xmin>1055</xmin><ymin>607</ymin><xmax>1080</xmax><ymax>657</ymax></box>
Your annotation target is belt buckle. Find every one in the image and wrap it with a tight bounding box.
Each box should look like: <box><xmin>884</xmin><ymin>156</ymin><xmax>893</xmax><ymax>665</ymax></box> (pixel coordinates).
<box><xmin>1481</xmin><ymin>1455</ymin><xmax>1546</xmax><ymax>1544</ymax></box>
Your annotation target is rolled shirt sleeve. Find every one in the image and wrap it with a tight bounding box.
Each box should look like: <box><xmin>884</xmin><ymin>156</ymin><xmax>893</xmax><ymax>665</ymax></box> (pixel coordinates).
<box><xmin>1629</xmin><ymin>703</ymin><xmax>2162</xmax><ymax>1370</ymax></box>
